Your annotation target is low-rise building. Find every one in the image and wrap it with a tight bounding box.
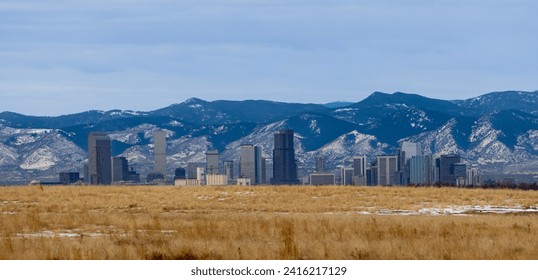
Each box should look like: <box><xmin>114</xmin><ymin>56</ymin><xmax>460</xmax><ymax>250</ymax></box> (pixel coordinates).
<box><xmin>174</xmin><ymin>179</ymin><xmax>201</xmax><ymax>186</ymax></box>
<box><xmin>206</xmin><ymin>174</ymin><xmax>229</xmax><ymax>186</ymax></box>
<box><xmin>310</xmin><ymin>173</ymin><xmax>335</xmax><ymax>185</ymax></box>
<box><xmin>59</xmin><ymin>172</ymin><xmax>80</xmax><ymax>185</ymax></box>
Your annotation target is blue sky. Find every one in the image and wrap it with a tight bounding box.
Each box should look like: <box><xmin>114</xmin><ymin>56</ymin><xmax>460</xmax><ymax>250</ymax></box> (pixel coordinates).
<box><xmin>1</xmin><ymin>0</ymin><xmax>537</xmax><ymax>116</ymax></box>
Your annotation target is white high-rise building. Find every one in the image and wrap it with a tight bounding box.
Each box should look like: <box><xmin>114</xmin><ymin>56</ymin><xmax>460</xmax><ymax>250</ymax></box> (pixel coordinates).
<box><xmin>399</xmin><ymin>141</ymin><xmax>422</xmax><ymax>185</ymax></box>
<box><xmin>467</xmin><ymin>166</ymin><xmax>480</xmax><ymax>186</ymax></box>
<box><xmin>399</xmin><ymin>141</ymin><xmax>422</xmax><ymax>161</ymax></box>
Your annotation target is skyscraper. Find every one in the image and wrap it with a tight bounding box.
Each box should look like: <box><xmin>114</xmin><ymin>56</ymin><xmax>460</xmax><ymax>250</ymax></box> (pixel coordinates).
<box><xmin>239</xmin><ymin>145</ymin><xmax>262</xmax><ymax>184</ymax></box>
<box><xmin>399</xmin><ymin>141</ymin><xmax>422</xmax><ymax>185</ymax></box>
<box><xmin>206</xmin><ymin>150</ymin><xmax>219</xmax><ymax>174</ymax></box>
<box><xmin>112</xmin><ymin>156</ymin><xmax>129</xmax><ymax>182</ymax></box>
<box><xmin>377</xmin><ymin>155</ymin><xmax>399</xmax><ymax>186</ymax></box>
<box><xmin>438</xmin><ymin>154</ymin><xmax>461</xmax><ymax>185</ymax></box>
<box><xmin>88</xmin><ymin>132</ymin><xmax>112</xmax><ymax>185</ymax></box>
<box><xmin>153</xmin><ymin>130</ymin><xmax>167</xmax><ymax>176</ymax></box>
<box><xmin>467</xmin><ymin>166</ymin><xmax>480</xmax><ymax>186</ymax></box>
<box><xmin>341</xmin><ymin>167</ymin><xmax>354</xmax><ymax>185</ymax></box>
<box><xmin>353</xmin><ymin>156</ymin><xmax>367</xmax><ymax>177</ymax></box>
<box><xmin>272</xmin><ymin>129</ymin><xmax>298</xmax><ymax>185</ymax></box>
<box><xmin>409</xmin><ymin>155</ymin><xmax>431</xmax><ymax>185</ymax></box>
<box><xmin>399</xmin><ymin>141</ymin><xmax>421</xmax><ymax>161</ymax></box>
<box><xmin>353</xmin><ymin>156</ymin><xmax>367</xmax><ymax>185</ymax></box>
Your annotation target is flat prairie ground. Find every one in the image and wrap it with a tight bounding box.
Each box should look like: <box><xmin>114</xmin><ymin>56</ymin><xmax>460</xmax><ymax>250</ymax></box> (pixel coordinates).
<box><xmin>1</xmin><ymin>185</ymin><xmax>538</xmax><ymax>260</ymax></box>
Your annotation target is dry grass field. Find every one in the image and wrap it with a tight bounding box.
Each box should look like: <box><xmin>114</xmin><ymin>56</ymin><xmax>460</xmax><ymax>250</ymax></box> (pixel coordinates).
<box><xmin>1</xmin><ymin>185</ymin><xmax>538</xmax><ymax>260</ymax></box>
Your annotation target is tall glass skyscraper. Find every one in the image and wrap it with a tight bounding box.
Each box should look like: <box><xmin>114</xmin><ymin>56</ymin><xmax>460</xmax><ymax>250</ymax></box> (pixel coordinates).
<box><xmin>409</xmin><ymin>155</ymin><xmax>431</xmax><ymax>185</ymax></box>
<box><xmin>272</xmin><ymin>129</ymin><xmax>298</xmax><ymax>185</ymax></box>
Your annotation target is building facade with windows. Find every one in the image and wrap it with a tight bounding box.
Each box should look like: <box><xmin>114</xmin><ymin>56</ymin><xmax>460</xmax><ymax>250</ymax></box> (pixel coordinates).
<box><xmin>272</xmin><ymin>130</ymin><xmax>298</xmax><ymax>185</ymax></box>
<box><xmin>88</xmin><ymin>132</ymin><xmax>112</xmax><ymax>185</ymax></box>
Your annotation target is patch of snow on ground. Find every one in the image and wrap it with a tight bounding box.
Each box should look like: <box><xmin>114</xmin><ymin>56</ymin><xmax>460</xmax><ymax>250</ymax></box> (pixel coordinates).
<box><xmin>15</xmin><ymin>230</ymin><xmax>113</xmax><ymax>238</ymax></box>
<box><xmin>377</xmin><ymin>209</ymin><xmax>416</xmax><ymax>216</ymax></box>
<box><xmin>356</xmin><ymin>205</ymin><xmax>538</xmax><ymax>216</ymax></box>
<box><xmin>234</xmin><ymin>191</ymin><xmax>256</xmax><ymax>196</ymax></box>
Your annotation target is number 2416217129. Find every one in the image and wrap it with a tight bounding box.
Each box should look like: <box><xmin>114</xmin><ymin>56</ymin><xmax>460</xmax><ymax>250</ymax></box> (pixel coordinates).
<box><xmin>283</xmin><ymin>267</ymin><xmax>347</xmax><ymax>276</ymax></box>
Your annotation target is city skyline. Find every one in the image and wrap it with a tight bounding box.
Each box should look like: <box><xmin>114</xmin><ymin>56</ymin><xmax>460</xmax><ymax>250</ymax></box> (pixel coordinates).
<box><xmin>1</xmin><ymin>90</ymin><xmax>536</xmax><ymax>185</ymax></box>
<box><xmin>5</xmin><ymin>127</ymin><xmax>524</xmax><ymax>186</ymax></box>
<box><xmin>81</xmin><ymin>128</ymin><xmax>478</xmax><ymax>187</ymax></box>
<box><xmin>1</xmin><ymin>1</ymin><xmax>537</xmax><ymax>115</ymax></box>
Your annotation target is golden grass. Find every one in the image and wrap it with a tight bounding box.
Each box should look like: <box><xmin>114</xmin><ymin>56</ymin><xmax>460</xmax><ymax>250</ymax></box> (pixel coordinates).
<box><xmin>1</xmin><ymin>185</ymin><xmax>537</xmax><ymax>259</ymax></box>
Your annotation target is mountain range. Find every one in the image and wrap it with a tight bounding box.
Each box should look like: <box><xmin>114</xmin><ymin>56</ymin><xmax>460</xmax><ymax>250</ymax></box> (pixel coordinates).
<box><xmin>1</xmin><ymin>90</ymin><xmax>537</xmax><ymax>184</ymax></box>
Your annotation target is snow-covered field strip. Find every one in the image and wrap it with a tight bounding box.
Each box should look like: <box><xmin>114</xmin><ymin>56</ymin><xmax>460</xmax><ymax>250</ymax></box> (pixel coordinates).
<box><xmin>15</xmin><ymin>229</ymin><xmax>178</xmax><ymax>239</ymax></box>
<box><xmin>373</xmin><ymin>205</ymin><xmax>538</xmax><ymax>216</ymax></box>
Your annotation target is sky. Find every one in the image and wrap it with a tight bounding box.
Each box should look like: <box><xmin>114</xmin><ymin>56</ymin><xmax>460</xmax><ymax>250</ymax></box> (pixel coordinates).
<box><xmin>1</xmin><ymin>0</ymin><xmax>537</xmax><ymax>116</ymax></box>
